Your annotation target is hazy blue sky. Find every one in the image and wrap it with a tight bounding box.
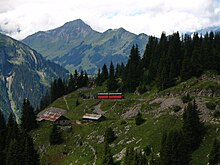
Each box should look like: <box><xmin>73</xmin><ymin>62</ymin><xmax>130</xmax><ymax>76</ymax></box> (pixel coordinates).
<box><xmin>1</xmin><ymin>0</ymin><xmax>220</xmax><ymax>39</ymax></box>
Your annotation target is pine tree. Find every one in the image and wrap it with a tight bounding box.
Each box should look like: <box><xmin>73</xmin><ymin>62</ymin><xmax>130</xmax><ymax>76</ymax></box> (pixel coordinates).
<box><xmin>49</xmin><ymin>124</ymin><xmax>63</xmax><ymax>145</ymax></box>
<box><xmin>23</xmin><ymin>133</ymin><xmax>40</xmax><ymax>165</ymax></box>
<box><xmin>101</xmin><ymin>64</ymin><xmax>109</xmax><ymax>82</ymax></box>
<box><xmin>135</xmin><ymin>112</ymin><xmax>145</xmax><ymax>125</ymax></box>
<box><xmin>209</xmin><ymin>138</ymin><xmax>220</xmax><ymax>165</ymax></box>
<box><xmin>68</xmin><ymin>74</ymin><xmax>76</xmax><ymax>92</ymax></box>
<box><xmin>104</xmin><ymin>127</ymin><xmax>116</xmax><ymax>144</ymax></box>
<box><xmin>102</xmin><ymin>142</ymin><xmax>114</xmax><ymax>165</ymax></box>
<box><xmin>160</xmin><ymin>129</ymin><xmax>191</xmax><ymax>165</ymax></box>
<box><xmin>21</xmin><ymin>99</ymin><xmax>37</xmax><ymax>131</ymax></box>
<box><xmin>121</xmin><ymin>147</ymin><xmax>134</xmax><ymax>165</ymax></box>
<box><xmin>96</xmin><ymin>68</ymin><xmax>103</xmax><ymax>86</ymax></box>
<box><xmin>125</xmin><ymin>45</ymin><xmax>141</xmax><ymax>92</ymax></box>
<box><xmin>6</xmin><ymin>113</ymin><xmax>18</xmax><ymax>147</ymax></box>
<box><xmin>107</xmin><ymin>61</ymin><xmax>118</xmax><ymax>91</ymax></box>
<box><xmin>6</xmin><ymin>139</ymin><xmax>18</xmax><ymax>165</ymax></box>
<box><xmin>57</xmin><ymin>78</ymin><xmax>65</xmax><ymax>97</ymax></box>
<box><xmin>83</xmin><ymin>71</ymin><xmax>89</xmax><ymax>86</ymax></box>
<box><xmin>0</xmin><ymin>110</ymin><xmax>6</xmax><ymax>165</ymax></box>
<box><xmin>182</xmin><ymin>101</ymin><xmax>205</xmax><ymax>151</ymax></box>
<box><xmin>40</xmin><ymin>90</ymin><xmax>51</xmax><ymax>110</ymax></box>
<box><xmin>78</xmin><ymin>70</ymin><xmax>84</xmax><ymax>88</ymax></box>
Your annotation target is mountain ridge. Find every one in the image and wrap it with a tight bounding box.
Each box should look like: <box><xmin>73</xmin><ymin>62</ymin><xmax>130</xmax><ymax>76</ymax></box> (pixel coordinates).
<box><xmin>0</xmin><ymin>33</ymin><xmax>68</xmax><ymax>119</ymax></box>
<box><xmin>22</xmin><ymin>19</ymin><xmax>149</xmax><ymax>73</ymax></box>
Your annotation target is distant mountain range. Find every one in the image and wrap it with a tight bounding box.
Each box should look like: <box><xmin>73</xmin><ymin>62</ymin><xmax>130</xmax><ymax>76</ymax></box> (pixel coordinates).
<box><xmin>186</xmin><ymin>26</ymin><xmax>220</xmax><ymax>36</ymax></box>
<box><xmin>22</xmin><ymin>19</ymin><xmax>149</xmax><ymax>73</ymax></box>
<box><xmin>0</xmin><ymin>33</ymin><xmax>68</xmax><ymax>119</ymax></box>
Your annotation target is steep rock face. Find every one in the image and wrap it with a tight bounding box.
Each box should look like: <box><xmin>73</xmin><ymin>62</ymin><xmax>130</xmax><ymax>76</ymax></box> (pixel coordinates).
<box><xmin>22</xmin><ymin>19</ymin><xmax>149</xmax><ymax>73</ymax></box>
<box><xmin>0</xmin><ymin>33</ymin><xmax>68</xmax><ymax>119</ymax></box>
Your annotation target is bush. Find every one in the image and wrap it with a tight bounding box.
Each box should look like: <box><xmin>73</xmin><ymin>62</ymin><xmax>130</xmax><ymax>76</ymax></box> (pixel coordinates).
<box><xmin>120</xmin><ymin>120</ymin><xmax>127</xmax><ymax>125</ymax></box>
<box><xmin>135</xmin><ymin>112</ymin><xmax>145</xmax><ymax>126</ymax></box>
<box><xmin>76</xmin><ymin>98</ymin><xmax>80</xmax><ymax>106</ymax></box>
<box><xmin>49</xmin><ymin>125</ymin><xmax>63</xmax><ymax>145</ymax></box>
<box><xmin>213</xmin><ymin>111</ymin><xmax>220</xmax><ymax>118</ymax></box>
<box><xmin>104</xmin><ymin>127</ymin><xmax>116</xmax><ymax>144</ymax></box>
<box><xmin>206</xmin><ymin>101</ymin><xmax>216</xmax><ymax>110</ymax></box>
<box><xmin>181</xmin><ymin>94</ymin><xmax>192</xmax><ymax>103</ymax></box>
<box><xmin>172</xmin><ymin>105</ymin><xmax>182</xmax><ymax>112</ymax></box>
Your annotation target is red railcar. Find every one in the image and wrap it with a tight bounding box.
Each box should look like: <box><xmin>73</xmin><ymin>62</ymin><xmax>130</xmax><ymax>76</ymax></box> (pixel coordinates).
<box><xmin>97</xmin><ymin>93</ymin><xmax>124</xmax><ymax>99</ymax></box>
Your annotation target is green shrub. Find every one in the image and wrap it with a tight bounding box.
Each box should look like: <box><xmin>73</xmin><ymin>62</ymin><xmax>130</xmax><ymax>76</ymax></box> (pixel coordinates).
<box><xmin>213</xmin><ymin>111</ymin><xmax>220</xmax><ymax>118</ymax></box>
<box><xmin>135</xmin><ymin>112</ymin><xmax>145</xmax><ymax>126</ymax></box>
<box><xmin>181</xmin><ymin>94</ymin><xmax>192</xmax><ymax>103</ymax></box>
<box><xmin>205</xmin><ymin>101</ymin><xmax>216</xmax><ymax>110</ymax></box>
<box><xmin>120</xmin><ymin>120</ymin><xmax>127</xmax><ymax>125</ymax></box>
<box><xmin>172</xmin><ymin>105</ymin><xmax>182</xmax><ymax>112</ymax></box>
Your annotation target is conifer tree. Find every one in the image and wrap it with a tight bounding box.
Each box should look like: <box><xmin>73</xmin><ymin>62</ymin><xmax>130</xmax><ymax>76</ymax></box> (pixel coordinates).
<box><xmin>49</xmin><ymin>124</ymin><xmax>63</xmax><ymax>145</ymax></box>
<box><xmin>6</xmin><ymin>139</ymin><xmax>18</xmax><ymax>165</ymax></box>
<box><xmin>96</xmin><ymin>68</ymin><xmax>102</xmax><ymax>86</ymax></box>
<box><xmin>68</xmin><ymin>73</ymin><xmax>76</xmax><ymax>92</ymax></box>
<box><xmin>21</xmin><ymin>99</ymin><xmax>37</xmax><ymax>131</ymax></box>
<box><xmin>101</xmin><ymin>64</ymin><xmax>109</xmax><ymax>82</ymax></box>
<box><xmin>121</xmin><ymin>147</ymin><xmax>134</xmax><ymax>165</ymax></box>
<box><xmin>74</xmin><ymin>70</ymin><xmax>79</xmax><ymax>88</ymax></box>
<box><xmin>6</xmin><ymin>113</ymin><xmax>18</xmax><ymax>147</ymax></box>
<box><xmin>209</xmin><ymin>138</ymin><xmax>220</xmax><ymax>165</ymax></box>
<box><xmin>57</xmin><ymin>78</ymin><xmax>65</xmax><ymax>97</ymax></box>
<box><xmin>182</xmin><ymin>101</ymin><xmax>205</xmax><ymax>151</ymax></box>
<box><xmin>83</xmin><ymin>71</ymin><xmax>89</xmax><ymax>86</ymax></box>
<box><xmin>107</xmin><ymin>61</ymin><xmax>118</xmax><ymax>91</ymax></box>
<box><xmin>102</xmin><ymin>142</ymin><xmax>114</xmax><ymax>165</ymax></box>
<box><xmin>23</xmin><ymin>133</ymin><xmax>40</xmax><ymax>165</ymax></box>
<box><xmin>0</xmin><ymin>110</ymin><xmax>6</xmax><ymax>165</ymax></box>
<box><xmin>160</xmin><ymin>129</ymin><xmax>191</xmax><ymax>165</ymax></box>
<box><xmin>125</xmin><ymin>45</ymin><xmax>141</xmax><ymax>92</ymax></box>
<box><xmin>135</xmin><ymin>112</ymin><xmax>145</xmax><ymax>126</ymax></box>
<box><xmin>104</xmin><ymin>127</ymin><xmax>116</xmax><ymax>144</ymax></box>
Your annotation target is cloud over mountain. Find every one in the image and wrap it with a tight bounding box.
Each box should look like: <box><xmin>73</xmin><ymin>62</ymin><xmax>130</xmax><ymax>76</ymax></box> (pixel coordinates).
<box><xmin>1</xmin><ymin>0</ymin><xmax>220</xmax><ymax>39</ymax></box>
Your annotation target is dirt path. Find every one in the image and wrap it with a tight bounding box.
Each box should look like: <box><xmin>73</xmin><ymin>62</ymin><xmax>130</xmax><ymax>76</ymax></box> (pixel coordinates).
<box><xmin>88</xmin><ymin>145</ymin><xmax>97</xmax><ymax>165</ymax></box>
<box><xmin>94</xmin><ymin>103</ymin><xmax>105</xmax><ymax>115</ymax></box>
<box><xmin>63</xmin><ymin>95</ymin><xmax>70</xmax><ymax>110</ymax></box>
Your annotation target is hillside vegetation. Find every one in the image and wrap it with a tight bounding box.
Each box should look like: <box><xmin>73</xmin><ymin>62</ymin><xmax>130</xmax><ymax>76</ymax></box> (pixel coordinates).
<box><xmin>32</xmin><ymin>73</ymin><xmax>220</xmax><ymax>165</ymax></box>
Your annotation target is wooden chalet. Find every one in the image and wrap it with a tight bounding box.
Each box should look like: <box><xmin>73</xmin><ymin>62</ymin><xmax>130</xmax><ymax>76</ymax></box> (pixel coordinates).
<box><xmin>82</xmin><ymin>113</ymin><xmax>106</xmax><ymax>121</ymax></box>
<box><xmin>37</xmin><ymin>111</ymin><xmax>71</xmax><ymax>126</ymax></box>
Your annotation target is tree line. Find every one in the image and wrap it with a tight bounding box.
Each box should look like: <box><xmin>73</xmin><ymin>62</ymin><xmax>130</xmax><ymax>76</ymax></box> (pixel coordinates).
<box><xmin>0</xmin><ymin>99</ymin><xmax>39</xmax><ymax>165</ymax></box>
<box><xmin>39</xmin><ymin>70</ymin><xmax>89</xmax><ymax>110</ymax></box>
<box><xmin>96</xmin><ymin>32</ymin><xmax>220</xmax><ymax>92</ymax></box>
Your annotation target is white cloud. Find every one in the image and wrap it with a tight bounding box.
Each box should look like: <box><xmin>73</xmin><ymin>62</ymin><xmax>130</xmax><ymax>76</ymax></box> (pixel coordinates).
<box><xmin>0</xmin><ymin>0</ymin><xmax>220</xmax><ymax>39</ymax></box>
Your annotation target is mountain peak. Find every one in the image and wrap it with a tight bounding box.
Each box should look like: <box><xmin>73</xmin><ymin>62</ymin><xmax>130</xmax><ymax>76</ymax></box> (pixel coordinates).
<box><xmin>61</xmin><ymin>19</ymin><xmax>93</xmax><ymax>32</ymax></box>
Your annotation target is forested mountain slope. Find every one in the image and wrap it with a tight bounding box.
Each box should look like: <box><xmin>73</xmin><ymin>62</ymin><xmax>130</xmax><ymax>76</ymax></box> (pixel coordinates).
<box><xmin>0</xmin><ymin>33</ymin><xmax>68</xmax><ymax>119</ymax></box>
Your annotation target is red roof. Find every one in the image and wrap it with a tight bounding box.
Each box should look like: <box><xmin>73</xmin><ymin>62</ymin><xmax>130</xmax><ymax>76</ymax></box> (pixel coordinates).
<box><xmin>40</xmin><ymin>112</ymin><xmax>62</xmax><ymax>121</ymax></box>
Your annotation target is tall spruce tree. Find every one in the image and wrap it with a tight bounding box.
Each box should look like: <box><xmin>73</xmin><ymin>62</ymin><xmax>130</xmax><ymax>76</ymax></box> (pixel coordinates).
<box><xmin>0</xmin><ymin>110</ymin><xmax>6</xmax><ymax>165</ymax></box>
<box><xmin>102</xmin><ymin>142</ymin><xmax>114</xmax><ymax>165</ymax></box>
<box><xmin>6</xmin><ymin>113</ymin><xmax>18</xmax><ymax>148</ymax></box>
<box><xmin>49</xmin><ymin>124</ymin><xmax>63</xmax><ymax>145</ymax></box>
<box><xmin>125</xmin><ymin>45</ymin><xmax>141</xmax><ymax>92</ymax></box>
<box><xmin>209</xmin><ymin>138</ymin><xmax>220</xmax><ymax>165</ymax></box>
<box><xmin>160</xmin><ymin>129</ymin><xmax>191</xmax><ymax>165</ymax></box>
<box><xmin>96</xmin><ymin>68</ymin><xmax>103</xmax><ymax>86</ymax></box>
<box><xmin>23</xmin><ymin>133</ymin><xmax>40</xmax><ymax>165</ymax></box>
<box><xmin>21</xmin><ymin>99</ymin><xmax>37</xmax><ymax>131</ymax></box>
<box><xmin>101</xmin><ymin>64</ymin><xmax>109</xmax><ymax>82</ymax></box>
<box><xmin>104</xmin><ymin>127</ymin><xmax>116</xmax><ymax>144</ymax></box>
<box><xmin>6</xmin><ymin>139</ymin><xmax>18</xmax><ymax>165</ymax></box>
<box><xmin>182</xmin><ymin>101</ymin><xmax>205</xmax><ymax>151</ymax></box>
<box><xmin>107</xmin><ymin>61</ymin><xmax>118</xmax><ymax>91</ymax></box>
<box><xmin>68</xmin><ymin>73</ymin><xmax>76</xmax><ymax>92</ymax></box>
